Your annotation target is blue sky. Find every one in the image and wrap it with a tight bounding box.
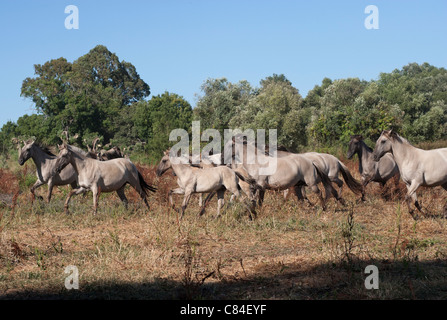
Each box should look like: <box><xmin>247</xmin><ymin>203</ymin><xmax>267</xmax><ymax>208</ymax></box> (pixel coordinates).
<box><xmin>0</xmin><ymin>0</ymin><xmax>446</xmax><ymax>127</ymax></box>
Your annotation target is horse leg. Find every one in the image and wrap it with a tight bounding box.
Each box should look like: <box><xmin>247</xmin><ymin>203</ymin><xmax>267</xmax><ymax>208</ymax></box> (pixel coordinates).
<box><xmin>257</xmin><ymin>189</ymin><xmax>265</xmax><ymax>207</ymax></box>
<box><xmin>293</xmin><ymin>185</ymin><xmax>313</xmax><ymax>206</ymax></box>
<box><xmin>332</xmin><ymin>176</ymin><xmax>345</xmax><ymax>204</ymax></box>
<box><xmin>116</xmin><ymin>186</ymin><xmax>128</xmax><ymax>210</ymax></box>
<box><xmin>322</xmin><ymin>180</ymin><xmax>340</xmax><ymax>205</ymax></box>
<box><xmin>310</xmin><ymin>184</ymin><xmax>326</xmax><ymax>211</ymax></box>
<box><xmin>64</xmin><ymin>187</ymin><xmax>87</xmax><ymax>214</ymax></box>
<box><xmin>180</xmin><ymin>189</ymin><xmax>193</xmax><ymax>218</ymax></box>
<box><xmin>361</xmin><ymin>176</ymin><xmax>372</xmax><ymax>202</ymax></box>
<box><xmin>91</xmin><ymin>186</ymin><xmax>101</xmax><ymax>215</ymax></box>
<box><xmin>30</xmin><ymin>180</ymin><xmax>45</xmax><ymax>202</ymax></box>
<box><xmin>216</xmin><ymin>189</ymin><xmax>226</xmax><ymax>218</ymax></box>
<box><xmin>169</xmin><ymin>188</ymin><xmax>185</xmax><ymax>210</ymax></box>
<box><xmin>46</xmin><ymin>180</ymin><xmax>54</xmax><ymax>203</ymax></box>
<box><xmin>199</xmin><ymin>191</ymin><xmax>216</xmax><ymax>216</ymax></box>
<box><xmin>405</xmin><ymin>181</ymin><xmax>422</xmax><ymax>220</ymax></box>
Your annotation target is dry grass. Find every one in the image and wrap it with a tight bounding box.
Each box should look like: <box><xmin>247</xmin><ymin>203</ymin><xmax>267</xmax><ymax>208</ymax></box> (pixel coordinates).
<box><xmin>0</xmin><ymin>160</ymin><xmax>447</xmax><ymax>300</ymax></box>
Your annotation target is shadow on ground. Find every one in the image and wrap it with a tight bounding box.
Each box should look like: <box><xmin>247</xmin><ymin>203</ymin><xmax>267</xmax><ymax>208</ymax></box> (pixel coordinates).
<box><xmin>2</xmin><ymin>258</ymin><xmax>447</xmax><ymax>300</ymax></box>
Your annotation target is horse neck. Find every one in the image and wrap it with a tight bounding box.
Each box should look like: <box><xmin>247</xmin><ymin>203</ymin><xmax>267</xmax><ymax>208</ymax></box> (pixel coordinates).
<box><xmin>388</xmin><ymin>137</ymin><xmax>414</xmax><ymax>166</ymax></box>
<box><xmin>30</xmin><ymin>145</ymin><xmax>55</xmax><ymax>169</ymax></box>
<box><xmin>68</xmin><ymin>150</ymin><xmax>88</xmax><ymax>173</ymax></box>
<box><xmin>171</xmin><ymin>163</ymin><xmax>193</xmax><ymax>182</ymax></box>
<box><xmin>358</xmin><ymin>142</ymin><xmax>375</xmax><ymax>171</ymax></box>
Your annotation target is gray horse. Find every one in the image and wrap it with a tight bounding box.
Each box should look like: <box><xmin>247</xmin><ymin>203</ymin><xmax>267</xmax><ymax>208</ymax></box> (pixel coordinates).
<box><xmin>18</xmin><ymin>139</ymin><xmax>78</xmax><ymax>202</ymax></box>
<box><xmin>373</xmin><ymin>130</ymin><xmax>447</xmax><ymax>220</ymax></box>
<box><xmin>54</xmin><ymin>143</ymin><xmax>156</xmax><ymax>214</ymax></box>
<box><xmin>347</xmin><ymin>135</ymin><xmax>400</xmax><ymax>201</ymax></box>
<box><xmin>223</xmin><ymin>134</ymin><xmax>337</xmax><ymax>210</ymax></box>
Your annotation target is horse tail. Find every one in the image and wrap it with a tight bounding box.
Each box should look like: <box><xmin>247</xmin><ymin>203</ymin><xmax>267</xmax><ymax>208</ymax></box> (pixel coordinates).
<box><xmin>138</xmin><ymin>171</ymin><xmax>157</xmax><ymax>195</ymax></box>
<box><xmin>338</xmin><ymin>161</ymin><xmax>363</xmax><ymax>195</ymax></box>
<box><xmin>312</xmin><ymin>163</ymin><xmax>340</xmax><ymax>201</ymax></box>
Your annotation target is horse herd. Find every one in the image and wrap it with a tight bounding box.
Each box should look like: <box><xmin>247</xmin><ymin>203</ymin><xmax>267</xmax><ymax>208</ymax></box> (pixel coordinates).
<box><xmin>14</xmin><ymin>130</ymin><xmax>447</xmax><ymax>220</ymax></box>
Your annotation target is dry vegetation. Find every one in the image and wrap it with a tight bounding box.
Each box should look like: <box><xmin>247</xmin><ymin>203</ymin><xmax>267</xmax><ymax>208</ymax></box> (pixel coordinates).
<box><xmin>0</xmin><ymin>157</ymin><xmax>447</xmax><ymax>300</ymax></box>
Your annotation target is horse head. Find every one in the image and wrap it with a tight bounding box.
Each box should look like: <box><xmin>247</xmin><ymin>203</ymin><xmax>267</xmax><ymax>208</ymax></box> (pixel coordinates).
<box><xmin>54</xmin><ymin>143</ymin><xmax>72</xmax><ymax>174</ymax></box>
<box><xmin>347</xmin><ymin>135</ymin><xmax>363</xmax><ymax>159</ymax></box>
<box><xmin>373</xmin><ymin>130</ymin><xmax>394</xmax><ymax>161</ymax></box>
<box><xmin>18</xmin><ymin>139</ymin><xmax>35</xmax><ymax>166</ymax></box>
<box><xmin>156</xmin><ymin>150</ymin><xmax>172</xmax><ymax>177</ymax></box>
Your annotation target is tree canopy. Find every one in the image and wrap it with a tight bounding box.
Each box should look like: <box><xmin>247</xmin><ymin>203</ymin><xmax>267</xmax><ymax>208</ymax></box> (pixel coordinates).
<box><xmin>1</xmin><ymin>55</ymin><xmax>447</xmax><ymax>163</ymax></box>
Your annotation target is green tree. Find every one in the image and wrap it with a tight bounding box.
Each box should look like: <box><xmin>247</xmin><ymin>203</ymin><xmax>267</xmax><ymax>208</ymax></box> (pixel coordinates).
<box><xmin>377</xmin><ymin>62</ymin><xmax>447</xmax><ymax>141</ymax></box>
<box><xmin>0</xmin><ymin>121</ymin><xmax>18</xmax><ymax>154</ymax></box>
<box><xmin>193</xmin><ymin>78</ymin><xmax>255</xmax><ymax>132</ymax></box>
<box><xmin>20</xmin><ymin>45</ymin><xmax>150</xmax><ymax>146</ymax></box>
<box><xmin>230</xmin><ymin>74</ymin><xmax>308</xmax><ymax>150</ymax></box>
<box><xmin>309</xmin><ymin>78</ymin><xmax>368</xmax><ymax>146</ymax></box>
<box><xmin>134</xmin><ymin>92</ymin><xmax>193</xmax><ymax>161</ymax></box>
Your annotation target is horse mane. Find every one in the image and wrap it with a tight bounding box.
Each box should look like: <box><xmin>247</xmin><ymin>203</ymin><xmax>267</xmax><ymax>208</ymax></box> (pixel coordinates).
<box><xmin>34</xmin><ymin>141</ymin><xmax>57</xmax><ymax>156</ymax></box>
<box><xmin>362</xmin><ymin>141</ymin><xmax>373</xmax><ymax>153</ymax></box>
<box><xmin>67</xmin><ymin>144</ymin><xmax>88</xmax><ymax>157</ymax></box>
<box><xmin>390</xmin><ymin>131</ymin><xmax>413</xmax><ymax>146</ymax></box>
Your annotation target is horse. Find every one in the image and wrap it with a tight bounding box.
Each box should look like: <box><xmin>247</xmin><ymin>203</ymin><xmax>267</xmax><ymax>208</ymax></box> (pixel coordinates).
<box><xmin>347</xmin><ymin>135</ymin><xmax>400</xmax><ymax>201</ymax></box>
<box><xmin>53</xmin><ymin>143</ymin><xmax>156</xmax><ymax>214</ymax></box>
<box><xmin>279</xmin><ymin>150</ymin><xmax>362</xmax><ymax>203</ymax></box>
<box><xmin>18</xmin><ymin>139</ymin><xmax>78</xmax><ymax>203</ymax></box>
<box><xmin>223</xmin><ymin>134</ymin><xmax>338</xmax><ymax>210</ymax></box>
<box><xmin>372</xmin><ymin>129</ymin><xmax>447</xmax><ymax>220</ymax></box>
<box><xmin>156</xmin><ymin>151</ymin><xmax>258</xmax><ymax>219</ymax></box>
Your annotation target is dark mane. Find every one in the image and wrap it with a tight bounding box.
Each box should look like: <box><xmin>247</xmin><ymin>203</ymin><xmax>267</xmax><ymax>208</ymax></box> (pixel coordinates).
<box><xmin>362</xmin><ymin>141</ymin><xmax>373</xmax><ymax>153</ymax></box>
<box><xmin>34</xmin><ymin>141</ymin><xmax>56</xmax><ymax>156</ymax></box>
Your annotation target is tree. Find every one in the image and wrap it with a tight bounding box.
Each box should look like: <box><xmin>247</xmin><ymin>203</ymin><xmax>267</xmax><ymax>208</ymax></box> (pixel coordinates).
<box><xmin>230</xmin><ymin>74</ymin><xmax>307</xmax><ymax>150</ymax></box>
<box><xmin>134</xmin><ymin>92</ymin><xmax>193</xmax><ymax>161</ymax></box>
<box><xmin>309</xmin><ymin>78</ymin><xmax>368</xmax><ymax>146</ymax></box>
<box><xmin>193</xmin><ymin>78</ymin><xmax>255</xmax><ymax>132</ymax></box>
<box><xmin>20</xmin><ymin>45</ymin><xmax>150</xmax><ymax>145</ymax></box>
<box><xmin>377</xmin><ymin>62</ymin><xmax>447</xmax><ymax>141</ymax></box>
<box><xmin>0</xmin><ymin>121</ymin><xmax>18</xmax><ymax>154</ymax></box>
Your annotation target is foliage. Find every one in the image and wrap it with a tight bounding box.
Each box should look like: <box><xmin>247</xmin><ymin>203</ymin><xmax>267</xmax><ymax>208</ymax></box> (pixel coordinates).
<box><xmin>134</xmin><ymin>92</ymin><xmax>193</xmax><ymax>162</ymax></box>
<box><xmin>20</xmin><ymin>45</ymin><xmax>150</xmax><ymax>145</ymax></box>
<box><xmin>2</xmin><ymin>57</ymin><xmax>447</xmax><ymax>163</ymax></box>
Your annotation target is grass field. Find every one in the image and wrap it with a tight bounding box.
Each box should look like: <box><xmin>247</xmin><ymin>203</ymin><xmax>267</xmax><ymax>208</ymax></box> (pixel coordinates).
<box><xmin>1</xmin><ymin>157</ymin><xmax>447</xmax><ymax>300</ymax></box>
